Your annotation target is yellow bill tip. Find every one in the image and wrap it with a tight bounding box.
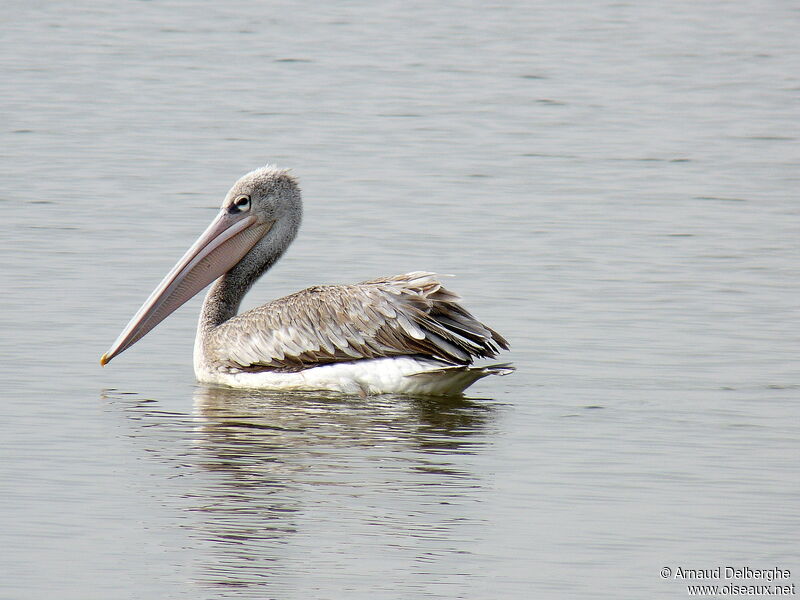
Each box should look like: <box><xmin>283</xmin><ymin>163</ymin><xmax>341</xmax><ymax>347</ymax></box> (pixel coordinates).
<box><xmin>100</xmin><ymin>353</ymin><xmax>109</xmax><ymax>367</ymax></box>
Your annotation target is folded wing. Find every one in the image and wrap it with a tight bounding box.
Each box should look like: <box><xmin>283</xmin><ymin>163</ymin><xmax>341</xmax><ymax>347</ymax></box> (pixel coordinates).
<box><xmin>204</xmin><ymin>272</ymin><xmax>508</xmax><ymax>372</ymax></box>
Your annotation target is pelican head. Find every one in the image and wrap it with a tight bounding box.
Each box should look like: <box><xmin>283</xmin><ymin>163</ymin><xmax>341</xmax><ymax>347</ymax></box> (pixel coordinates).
<box><xmin>101</xmin><ymin>166</ymin><xmax>301</xmax><ymax>365</ymax></box>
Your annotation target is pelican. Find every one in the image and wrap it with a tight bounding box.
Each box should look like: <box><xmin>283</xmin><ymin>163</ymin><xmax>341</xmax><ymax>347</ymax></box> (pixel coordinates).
<box><xmin>101</xmin><ymin>166</ymin><xmax>512</xmax><ymax>396</ymax></box>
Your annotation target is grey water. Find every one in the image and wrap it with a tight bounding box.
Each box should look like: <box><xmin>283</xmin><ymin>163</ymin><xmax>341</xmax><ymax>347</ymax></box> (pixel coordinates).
<box><xmin>1</xmin><ymin>1</ymin><xmax>799</xmax><ymax>598</ymax></box>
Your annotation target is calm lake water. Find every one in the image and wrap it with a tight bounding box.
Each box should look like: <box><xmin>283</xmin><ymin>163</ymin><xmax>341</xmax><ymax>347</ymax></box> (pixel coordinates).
<box><xmin>1</xmin><ymin>1</ymin><xmax>799</xmax><ymax>598</ymax></box>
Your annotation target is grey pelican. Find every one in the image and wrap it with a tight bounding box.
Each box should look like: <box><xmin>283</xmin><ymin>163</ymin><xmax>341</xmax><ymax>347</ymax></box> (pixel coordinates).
<box><xmin>101</xmin><ymin>166</ymin><xmax>512</xmax><ymax>396</ymax></box>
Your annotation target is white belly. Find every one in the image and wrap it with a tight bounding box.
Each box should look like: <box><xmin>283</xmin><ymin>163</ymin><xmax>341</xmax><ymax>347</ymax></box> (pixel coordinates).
<box><xmin>194</xmin><ymin>356</ymin><xmax>507</xmax><ymax>396</ymax></box>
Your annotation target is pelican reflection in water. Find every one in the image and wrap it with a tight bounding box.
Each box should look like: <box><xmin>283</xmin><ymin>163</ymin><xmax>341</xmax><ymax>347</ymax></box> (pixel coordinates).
<box><xmin>102</xmin><ymin>166</ymin><xmax>512</xmax><ymax>396</ymax></box>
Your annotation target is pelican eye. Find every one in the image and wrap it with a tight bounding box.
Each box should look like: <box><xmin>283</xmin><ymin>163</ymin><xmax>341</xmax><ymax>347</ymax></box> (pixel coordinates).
<box><xmin>228</xmin><ymin>195</ymin><xmax>251</xmax><ymax>213</ymax></box>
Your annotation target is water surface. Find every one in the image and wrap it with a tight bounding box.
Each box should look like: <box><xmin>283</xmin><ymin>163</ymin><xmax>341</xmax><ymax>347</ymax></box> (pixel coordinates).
<box><xmin>1</xmin><ymin>1</ymin><xmax>798</xmax><ymax>598</ymax></box>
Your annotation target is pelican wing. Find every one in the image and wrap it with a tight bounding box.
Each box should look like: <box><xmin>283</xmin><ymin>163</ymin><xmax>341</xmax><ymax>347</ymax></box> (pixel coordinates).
<box><xmin>204</xmin><ymin>272</ymin><xmax>509</xmax><ymax>372</ymax></box>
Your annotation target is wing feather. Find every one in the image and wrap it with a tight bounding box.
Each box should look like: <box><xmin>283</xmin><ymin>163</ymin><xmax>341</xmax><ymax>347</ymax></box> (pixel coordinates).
<box><xmin>204</xmin><ymin>272</ymin><xmax>509</xmax><ymax>372</ymax></box>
